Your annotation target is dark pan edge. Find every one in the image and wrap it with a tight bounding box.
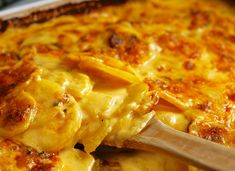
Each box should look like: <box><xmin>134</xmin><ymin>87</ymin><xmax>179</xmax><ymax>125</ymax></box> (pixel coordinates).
<box><xmin>0</xmin><ymin>0</ymin><xmax>127</xmax><ymax>32</ymax></box>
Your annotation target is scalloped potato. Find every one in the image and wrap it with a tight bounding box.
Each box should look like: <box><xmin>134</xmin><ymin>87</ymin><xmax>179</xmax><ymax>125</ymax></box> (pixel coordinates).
<box><xmin>0</xmin><ymin>0</ymin><xmax>234</xmax><ymax>170</ymax></box>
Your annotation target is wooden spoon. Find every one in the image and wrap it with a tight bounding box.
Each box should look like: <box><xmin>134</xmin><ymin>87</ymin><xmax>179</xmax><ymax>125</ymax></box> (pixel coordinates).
<box><xmin>123</xmin><ymin>119</ymin><xmax>235</xmax><ymax>171</ymax></box>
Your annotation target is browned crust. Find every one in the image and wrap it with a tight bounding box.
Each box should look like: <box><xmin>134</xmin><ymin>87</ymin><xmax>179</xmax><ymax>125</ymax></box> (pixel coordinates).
<box><xmin>0</xmin><ymin>0</ymin><xmax>126</xmax><ymax>32</ymax></box>
<box><xmin>0</xmin><ymin>139</ymin><xmax>59</xmax><ymax>170</ymax></box>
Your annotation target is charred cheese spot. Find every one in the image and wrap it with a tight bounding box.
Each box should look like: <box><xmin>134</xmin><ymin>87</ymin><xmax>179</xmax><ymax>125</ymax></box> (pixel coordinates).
<box><xmin>189</xmin><ymin>8</ymin><xmax>212</xmax><ymax>30</ymax></box>
<box><xmin>183</xmin><ymin>61</ymin><xmax>195</xmax><ymax>70</ymax></box>
<box><xmin>190</xmin><ymin>121</ymin><xmax>228</xmax><ymax>144</ymax></box>
<box><xmin>156</xmin><ymin>32</ymin><xmax>201</xmax><ymax>59</ymax></box>
<box><xmin>197</xmin><ymin>101</ymin><xmax>213</xmax><ymax>112</ymax></box>
<box><xmin>228</xmin><ymin>93</ymin><xmax>235</xmax><ymax>102</ymax></box>
<box><xmin>107</xmin><ymin>31</ymin><xmax>148</xmax><ymax>64</ymax></box>
<box><xmin>200</xmin><ymin>127</ymin><xmax>227</xmax><ymax>143</ymax></box>
<box><xmin>108</xmin><ymin>32</ymin><xmax>124</xmax><ymax>48</ymax></box>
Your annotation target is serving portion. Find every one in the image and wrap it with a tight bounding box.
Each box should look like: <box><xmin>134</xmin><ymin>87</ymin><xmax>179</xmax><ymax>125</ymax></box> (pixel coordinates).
<box><xmin>0</xmin><ymin>0</ymin><xmax>234</xmax><ymax>170</ymax></box>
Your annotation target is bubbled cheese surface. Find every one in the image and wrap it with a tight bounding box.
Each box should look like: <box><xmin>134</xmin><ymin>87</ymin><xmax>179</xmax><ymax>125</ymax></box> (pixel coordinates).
<box><xmin>0</xmin><ymin>0</ymin><xmax>235</xmax><ymax>170</ymax></box>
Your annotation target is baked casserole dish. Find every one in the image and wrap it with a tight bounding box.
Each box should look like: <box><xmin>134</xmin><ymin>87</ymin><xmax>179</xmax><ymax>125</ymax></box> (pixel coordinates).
<box><xmin>0</xmin><ymin>0</ymin><xmax>234</xmax><ymax>170</ymax></box>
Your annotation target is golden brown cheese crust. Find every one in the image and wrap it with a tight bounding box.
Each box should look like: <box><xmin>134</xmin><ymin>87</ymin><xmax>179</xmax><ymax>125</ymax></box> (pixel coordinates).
<box><xmin>0</xmin><ymin>53</ymin><xmax>35</xmax><ymax>96</ymax></box>
<box><xmin>0</xmin><ymin>0</ymin><xmax>235</xmax><ymax>170</ymax></box>
<box><xmin>0</xmin><ymin>139</ymin><xmax>59</xmax><ymax>171</ymax></box>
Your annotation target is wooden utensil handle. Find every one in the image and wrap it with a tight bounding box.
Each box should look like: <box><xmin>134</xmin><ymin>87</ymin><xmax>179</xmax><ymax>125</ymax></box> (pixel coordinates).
<box><xmin>126</xmin><ymin>119</ymin><xmax>235</xmax><ymax>171</ymax></box>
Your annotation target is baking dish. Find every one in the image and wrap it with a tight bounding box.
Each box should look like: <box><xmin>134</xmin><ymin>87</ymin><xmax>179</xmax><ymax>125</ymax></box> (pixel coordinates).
<box><xmin>0</xmin><ymin>0</ymin><xmax>235</xmax><ymax>170</ymax></box>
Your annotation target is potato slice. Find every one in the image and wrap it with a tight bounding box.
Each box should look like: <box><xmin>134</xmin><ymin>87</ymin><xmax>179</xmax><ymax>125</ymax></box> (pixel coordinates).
<box><xmin>25</xmin><ymin>79</ymin><xmax>66</xmax><ymax>127</ymax></box>
<box><xmin>105</xmin><ymin>83</ymin><xmax>156</xmax><ymax>145</ymax></box>
<box><xmin>0</xmin><ymin>91</ymin><xmax>37</xmax><ymax>137</ymax></box>
<box><xmin>15</xmin><ymin>94</ymin><xmax>82</xmax><ymax>152</ymax></box>
<box><xmin>43</xmin><ymin>70</ymin><xmax>93</xmax><ymax>100</ymax></box>
<box><xmin>58</xmin><ymin>148</ymin><xmax>95</xmax><ymax>171</ymax></box>
<box><xmin>67</xmin><ymin>55</ymin><xmax>140</xmax><ymax>84</ymax></box>
<box><xmin>76</xmin><ymin>119</ymin><xmax>116</xmax><ymax>153</ymax></box>
<box><xmin>76</xmin><ymin>91</ymin><xmax>121</xmax><ymax>152</ymax></box>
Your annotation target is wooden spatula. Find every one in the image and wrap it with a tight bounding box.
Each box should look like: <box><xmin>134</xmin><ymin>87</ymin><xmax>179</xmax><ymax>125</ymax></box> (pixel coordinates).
<box><xmin>123</xmin><ymin>119</ymin><xmax>235</xmax><ymax>171</ymax></box>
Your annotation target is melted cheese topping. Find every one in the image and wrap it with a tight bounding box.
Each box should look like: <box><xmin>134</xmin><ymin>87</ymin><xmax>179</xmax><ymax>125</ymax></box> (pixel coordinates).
<box><xmin>0</xmin><ymin>0</ymin><xmax>235</xmax><ymax>170</ymax></box>
<box><xmin>0</xmin><ymin>139</ymin><xmax>94</xmax><ymax>171</ymax></box>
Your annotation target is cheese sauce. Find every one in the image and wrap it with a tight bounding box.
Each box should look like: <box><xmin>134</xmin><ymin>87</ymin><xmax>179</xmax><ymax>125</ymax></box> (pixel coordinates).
<box><xmin>0</xmin><ymin>0</ymin><xmax>234</xmax><ymax>170</ymax></box>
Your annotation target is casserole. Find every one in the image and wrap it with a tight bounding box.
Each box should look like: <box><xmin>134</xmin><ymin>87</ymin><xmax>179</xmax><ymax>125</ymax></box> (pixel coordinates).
<box><xmin>0</xmin><ymin>0</ymin><xmax>234</xmax><ymax>170</ymax></box>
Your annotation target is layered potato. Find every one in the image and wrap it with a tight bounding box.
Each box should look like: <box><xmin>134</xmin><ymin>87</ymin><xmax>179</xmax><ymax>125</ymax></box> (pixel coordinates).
<box><xmin>0</xmin><ymin>0</ymin><xmax>234</xmax><ymax>170</ymax></box>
